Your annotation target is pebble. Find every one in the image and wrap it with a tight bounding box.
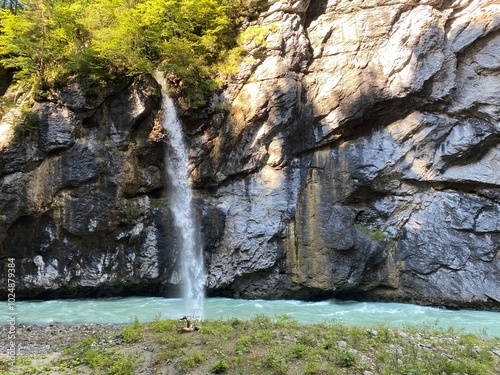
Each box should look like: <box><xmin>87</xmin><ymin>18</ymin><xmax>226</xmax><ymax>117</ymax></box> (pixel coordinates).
<box><xmin>366</xmin><ymin>329</ymin><xmax>378</xmax><ymax>336</ymax></box>
<box><xmin>337</xmin><ymin>340</ymin><xmax>347</xmax><ymax>348</ymax></box>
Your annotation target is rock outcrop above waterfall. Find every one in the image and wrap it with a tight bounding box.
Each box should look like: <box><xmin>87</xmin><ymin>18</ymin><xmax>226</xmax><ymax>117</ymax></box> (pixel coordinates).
<box><xmin>1</xmin><ymin>0</ymin><xmax>499</xmax><ymax>310</ymax></box>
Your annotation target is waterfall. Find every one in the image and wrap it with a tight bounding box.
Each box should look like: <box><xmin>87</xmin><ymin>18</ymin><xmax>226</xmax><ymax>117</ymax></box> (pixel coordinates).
<box><xmin>154</xmin><ymin>73</ymin><xmax>205</xmax><ymax>319</ymax></box>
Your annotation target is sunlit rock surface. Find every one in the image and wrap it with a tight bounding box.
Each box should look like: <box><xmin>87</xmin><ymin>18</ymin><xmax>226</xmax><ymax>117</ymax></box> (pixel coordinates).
<box><xmin>1</xmin><ymin>0</ymin><xmax>499</xmax><ymax>309</ymax></box>
<box><xmin>196</xmin><ymin>0</ymin><xmax>500</xmax><ymax>309</ymax></box>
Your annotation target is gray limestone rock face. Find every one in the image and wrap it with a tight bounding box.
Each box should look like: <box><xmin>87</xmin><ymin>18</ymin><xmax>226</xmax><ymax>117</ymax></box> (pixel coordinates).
<box><xmin>197</xmin><ymin>0</ymin><xmax>500</xmax><ymax>309</ymax></box>
<box><xmin>0</xmin><ymin>0</ymin><xmax>499</xmax><ymax>310</ymax></box>
<box><xmin>0</xmin><ymin>77</ymin><xmax>177</xmax><ymax>298</ymax></box>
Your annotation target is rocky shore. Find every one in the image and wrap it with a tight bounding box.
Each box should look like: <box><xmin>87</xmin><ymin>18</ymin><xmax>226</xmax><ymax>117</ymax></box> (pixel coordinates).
<box><xmin>0</xmin><ymin>323</ymin><xmax>123</xmax><ymax>357</ymax></box>
<box><xmin>1</xmin><ymin>318</ymin><xmax>499</xmax><ymax>375</ymax></box>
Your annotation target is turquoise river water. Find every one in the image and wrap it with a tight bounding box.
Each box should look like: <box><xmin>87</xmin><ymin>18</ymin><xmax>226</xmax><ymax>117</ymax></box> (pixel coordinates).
<box><xmin>1</xmin><ymin>297</ymin><xmax>499</xmax><ymax>337</ymax></box>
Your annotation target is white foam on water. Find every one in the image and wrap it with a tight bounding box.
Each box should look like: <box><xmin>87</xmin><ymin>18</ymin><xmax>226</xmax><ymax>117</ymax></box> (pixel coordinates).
<box><xmin>2</xmin><ymin>297</ymin><xmax>499</xmax><ymax>337</ymax></box>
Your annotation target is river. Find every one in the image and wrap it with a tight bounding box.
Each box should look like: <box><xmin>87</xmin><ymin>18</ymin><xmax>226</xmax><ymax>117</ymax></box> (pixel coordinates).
<box><xmin>1</xmin><ymin>297</ymin><xmax>498</xmax><ymax>337</ymax></box>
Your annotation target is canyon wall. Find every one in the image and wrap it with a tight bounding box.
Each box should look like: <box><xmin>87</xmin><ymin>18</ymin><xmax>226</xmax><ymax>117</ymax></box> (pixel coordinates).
<box><xmin>1</xmin><ymin>0</ymin><xmax>499</xmax><ymax>309</ymax></box>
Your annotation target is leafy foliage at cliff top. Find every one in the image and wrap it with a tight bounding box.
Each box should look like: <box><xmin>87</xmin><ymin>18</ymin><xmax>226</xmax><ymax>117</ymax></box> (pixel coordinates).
<box><xmin>0</xmin><ymin>0</ymin><xmax>262</xmax><ymax>107</ymax></box>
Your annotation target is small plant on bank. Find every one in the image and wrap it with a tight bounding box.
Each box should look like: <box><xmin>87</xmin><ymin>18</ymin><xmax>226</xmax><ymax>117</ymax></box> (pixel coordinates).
<box><xmin>235</xmin><ymin>335</ymin><xmax>253</xmax><ymax>355</ymax></box>
<box><xmin>179</xmin><ymin>352</ymin><xmax>207</xmax><ymax>371</ymax></box>
<box><xmin>262</xmin><ymin>346</ymin><xmax>289</xmax><ymax>375</ymax></box>
<box><xmin>338</xmin><ymin>350</ymin><xmax>358</xmax><ymax>367</ymax></box>
<box><xmin>121</xmin><ymin>316</ymin><xmax>143</xmax><ymax>343</ymax></box>
<box><xmin>82</xmin><ymin>347</ymin><xmax>136</xmax><ymax>375</ymax></box>
<box><xmin>302</xmin><ymin>361</ymin><xmax>323</xmax><ymax>375</ymax></box>
<box><xmin>211</xmin><ymin>359</ymin><xmax>229</xmax><ymax>374</ymax></box>
<box><xmin>288</xmin><ymin>343</ymin><xmax>308</xmax><ymax>359</ymax></box>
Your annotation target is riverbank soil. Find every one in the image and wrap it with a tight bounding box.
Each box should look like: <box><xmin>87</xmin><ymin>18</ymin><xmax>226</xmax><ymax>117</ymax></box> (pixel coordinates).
<box><xmin>1</xmin><ymin>318</ymin><xmax>499</xmax><ymax>374</ymax></box>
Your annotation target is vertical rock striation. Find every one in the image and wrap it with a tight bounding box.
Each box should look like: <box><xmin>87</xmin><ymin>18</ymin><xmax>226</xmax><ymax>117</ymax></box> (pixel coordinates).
<box><xmin>0</xmin><ymin>77</ymin><xmax>177</xmax><ymax>298</ymax></box>
<box><xmin>194</xmin><ymin>0</ymin><xmax>500</xmax><ymax>309</ymax></box>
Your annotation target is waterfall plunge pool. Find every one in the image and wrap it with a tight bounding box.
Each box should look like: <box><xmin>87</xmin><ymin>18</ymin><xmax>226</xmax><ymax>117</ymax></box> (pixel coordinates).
<box><xmin>1</xmin><ymin>297</ymin><xmax>499</xmax><ymax>337</ymax></box>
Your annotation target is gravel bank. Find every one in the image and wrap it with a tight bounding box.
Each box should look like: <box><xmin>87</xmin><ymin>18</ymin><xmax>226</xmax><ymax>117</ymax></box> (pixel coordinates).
<box><xmin>0</xmin><ymin>323</ymin><xmax>124</xmax><ymax>357</ymax></box>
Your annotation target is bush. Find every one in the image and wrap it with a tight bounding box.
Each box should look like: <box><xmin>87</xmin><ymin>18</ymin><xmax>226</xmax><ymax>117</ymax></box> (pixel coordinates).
<box><xmin>13</xmin><ymin>108</ymin><xmax>40</xmax><ymax>139</ymax></box>
<box><xmin>179</xmin><ymin>353</ymin><xmax>206</xmax><ymax>371</ymax></box>
<box><xmin>263</xmin><ymin>348</ymin><xmax>289</xmax><ymax>375</ymax></box>
<box><xmin>83</xmin><ymin>348</ymin><xmax>135</xmax><ymax>375</ymax></box>
<box><xmin>0</xmin><ymin>0</ymin><xmax>268</xmax><ymax>108</ymax></box>
<box><xmin>235</xmin><ymin>335</ymin><xmax>253</xmax><ymax>355</ymax></box>
<box><xmin>338</xmin><ymin>350</ymin><xmax>357</xmax><ymax>367</ymax></box>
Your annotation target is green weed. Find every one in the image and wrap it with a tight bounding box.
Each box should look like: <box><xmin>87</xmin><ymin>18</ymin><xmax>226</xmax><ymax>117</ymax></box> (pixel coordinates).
<box><xmin>13</xmin><ymin>108</ymin><xmax>40</xmax><ymax>139</ymax></box>
<box><xmin>211</xmin><ymin>359</ymin><xmax>229</xmax><ymax>374</ymax></box>
<box><xmin>338</xmin><ymin>350</ymin><xmax>357</xmax><ymax>367</ymax></box>
<box><xmin>178</xmin><ymin>352</ymin><xmax>206</xmax><ymax>371</ymax></box>
<box><xmin>235</xmin><ymin>335</ymin><xmax>253</xmax><ymax>355</ymax></box>
<box><xmin>262</xmin><ymin>347</ymin><xmax>289</xmax><ymax>375</ymax></box>
<box><xmin>121</xmin><ymin>316</ymin><xmax>143</xmax><ymax>343</ymax></box>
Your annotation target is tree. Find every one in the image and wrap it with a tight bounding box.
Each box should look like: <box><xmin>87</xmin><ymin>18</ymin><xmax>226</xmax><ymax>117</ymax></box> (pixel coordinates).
<box><xmin>0</xmin><ymin>0</ymin><xmax>260</xmax><ymax>107</ymax></box>
<box><xmin>0</xmin><ymin>0</ymin><xmax>102</xmax><ymax>88</ymax></box>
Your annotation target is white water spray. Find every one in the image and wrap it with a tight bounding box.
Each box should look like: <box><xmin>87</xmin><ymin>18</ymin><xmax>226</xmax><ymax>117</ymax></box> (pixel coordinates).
<box><xmin>154</xmin><ymin>72</ymin><xmax>205</xmax><ymax>319</ymax></box>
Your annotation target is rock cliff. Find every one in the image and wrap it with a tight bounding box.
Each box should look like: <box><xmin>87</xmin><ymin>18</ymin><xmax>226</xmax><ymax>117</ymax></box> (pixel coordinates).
<box><xmin>1</xmin><ymin>0</ymin><xmax>499</xmax><ymax>309</ymax></box>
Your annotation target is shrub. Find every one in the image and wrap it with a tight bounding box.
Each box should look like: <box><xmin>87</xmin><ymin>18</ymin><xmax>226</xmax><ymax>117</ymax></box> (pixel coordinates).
<box><xmin>179</xmin><ymin>353</ymin><xmax>206</xmax><ymax>371</ymax></box>
<box><xmin>235</xmin><ymin>335</ymin><xmax>253</xmax><ymax>355</ymax></box>
<box><xmin>13</xmin><ymin>108</ymin><xmax>40</xmax><ymax>139</ymax></box>
<box><xmin>288</xmin><ymin>343</ymin><xmax>308</xmax><ymax>359</ymax></box>
<box><xmin>302</xmin><ymin>361</ymin><xmax>321</xmax><ymax>375</ymax></box>
<box><xmin>83</xmin><ymin>348</ymin><xmax>135</xmax><ymax>375</ymax></box>
<box><xmin>262</xmin><ymin>347</ymin><xmax>289</xmax><ymax>375</ymax></box>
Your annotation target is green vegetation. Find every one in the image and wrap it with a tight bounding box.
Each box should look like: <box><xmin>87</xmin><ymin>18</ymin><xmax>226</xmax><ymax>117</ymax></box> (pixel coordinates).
<box><xmin>0</xmin><ymin>94</ymin><xmax>14</xmax><ymax>117</ymax></box>
<box><xmin>121</xmin><ymin>316</ymin><xmax>144</xmax><ymax>343</ymax></box>
<box><xmin>355</xmin><ymin>223</ymin><xmax>386</xmax><ymax>242</ymax></box>
<box><xmin>211</xmin><ymin>359</ymin><xmax>229</xmax><ymax>373</ymax></box>
<box><xmin>61</xmin><ymin>337</ymin><xmax>136</xmax><ymax>375</ymax></box>
<box><xmin>237</xmin><ymin>23</ymin><xmax>279</xmax><ymax>49</ymax></box>
<box><xmin>0</xmin><ymin>0</ymin><xmax>268</xmax><ymax>108</ymax></box>
<box><xmin>3</xmin><ymin>316</ymin><xmax>499</xmax><ymax>374</ymax></box>
<box><xmin>12</xmin><ymin>107</ymin><xmax>40</xmax><ymax>138</ymax></box>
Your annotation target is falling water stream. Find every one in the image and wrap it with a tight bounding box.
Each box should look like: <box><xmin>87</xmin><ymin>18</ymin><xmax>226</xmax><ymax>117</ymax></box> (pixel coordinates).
<box><xmin>155</xmin><ymin>72</ymin><xmax>205</xmax><ymax>318</ymax></box>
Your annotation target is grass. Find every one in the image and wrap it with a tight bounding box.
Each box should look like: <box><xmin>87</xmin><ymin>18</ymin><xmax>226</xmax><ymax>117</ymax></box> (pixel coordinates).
<box><xmin>2</xmin><ymin>316</ymin><xmax>499</xmax><ymax>374</ymax></box>
<box><xmin>355</xmin><ymin>223</ymin><xmax>386</xmax><ymax>242</ymax></box>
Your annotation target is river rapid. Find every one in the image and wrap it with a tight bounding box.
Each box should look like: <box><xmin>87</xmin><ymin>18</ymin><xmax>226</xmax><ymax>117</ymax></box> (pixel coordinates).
<box><xmin>1</xmin><ymin>297</ymin><xmax>498</xmax><ymax>337</ymax></box>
